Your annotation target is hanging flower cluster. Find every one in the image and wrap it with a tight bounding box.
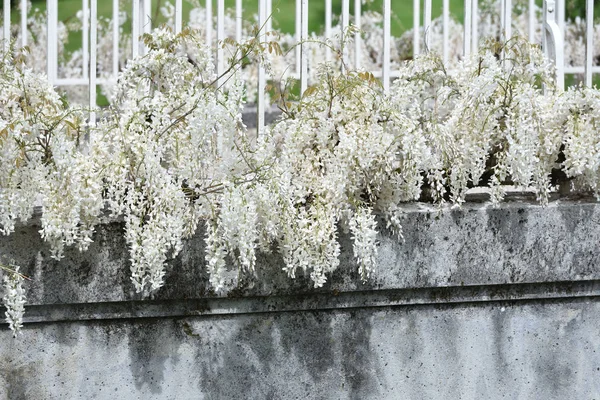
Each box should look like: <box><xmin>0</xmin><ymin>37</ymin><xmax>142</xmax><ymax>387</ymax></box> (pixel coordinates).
<box><xmin>0</xmin><ymin>48</ymin><xmax>103</xmax><ymax>258</ymax></box>
<box><xmin>93</xmin><ymin>27</ymin><xmax>258</xmax><ymax>294</ymax></box>
<box><xmin>2</xmin><ymin>24</ymin><xmax>600</xmax><ymax>335</ymax></box>
<box><xmin>388</xmin><ymin>38</ymin><xmax>563</xmax><ymax>205</ymax></box>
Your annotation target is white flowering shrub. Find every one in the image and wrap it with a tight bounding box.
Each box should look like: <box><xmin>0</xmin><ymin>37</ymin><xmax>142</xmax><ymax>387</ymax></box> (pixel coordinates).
<box><xmin>224</xmin><ymin>66</ymin><xmax>430</xmax><ymax>287</ymax></box>
<box><xmin>0</xmin><ymin>48</ymin><xmax>102</xmax><ymax>335</ymax></box>
<box><xmin>389</xmin><ymin>38</ymin><xmax>562</xmax><ymax>205</ymax></box>
<box><xmin>0</xmin><ymin>48</ymin><xmax>102</xmax><ymax>258</ymax></box>
<box><xmin>92</xmin><ymin>27</ymin><xmax>255</xmax><ymax>295</ymax></box>
<box><xmin>559</xmin><ymin>86</ymin><xmax>600</xmax><ymax>195</ymax></box>
<box><xmin>3</xmin><ymin>17</ymin><xmax>600</xmax><ymax>336</ymax></box>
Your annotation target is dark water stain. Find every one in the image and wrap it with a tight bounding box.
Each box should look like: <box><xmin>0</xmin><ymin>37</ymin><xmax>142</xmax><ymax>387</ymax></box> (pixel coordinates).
<box><xmin>128</xmin><ymin>319</ymin><xmax>181</xmax><ymax>394</ymax></box>
<box><xmin>192</xmin><ymin>308</ymin><xmax>379</xmax><ymax>399</ymax></box>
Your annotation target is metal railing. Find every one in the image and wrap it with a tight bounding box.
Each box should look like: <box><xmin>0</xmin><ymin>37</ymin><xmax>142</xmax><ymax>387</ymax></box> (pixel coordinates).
<box><xmin>0</xmin><ymin>0</ymin><xmax>597</xmax><ymax>129</ymax></box>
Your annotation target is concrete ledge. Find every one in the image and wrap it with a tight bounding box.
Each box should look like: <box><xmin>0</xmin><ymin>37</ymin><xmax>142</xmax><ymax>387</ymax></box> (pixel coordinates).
<box><xmin>2</xmin><ymin>198</ymin><xmax>600</xmax><ymax>399</ymax></box>
<box><xmin>1</xmin><ymin>197</ymin><xmax>599</xmax><ymax>305</ymax></box>
<box><xmin>14</xmin><ymin>279</ymin><xmax>600</xmax><ymax>324</ymax></box>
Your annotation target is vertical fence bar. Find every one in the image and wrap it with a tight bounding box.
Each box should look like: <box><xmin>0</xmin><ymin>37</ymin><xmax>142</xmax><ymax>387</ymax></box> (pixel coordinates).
<box><xmin>205</xmin><ymin>0</ymin><xmax>212</xmax><ymax>48</ymax></box>
<box><xmin>500</xmin><ymin>0</ymin><xmax>504</xmax><ymax>38</ymax></box>
<box><xmin>325</xmin><ymin>0</ymin><xmax>332</xmax><ymax>61</ymax></box>
<box><xmin>295</xmin><ymin>0</ymin><xmax>300</xmax><ymax>76</ymax></box>
<box><xmin>300</xmin><ymin>0</ymin><xmax>308</xmax><ymax>94</ymax></box>
<box><xmin>83</xmin><ymin>0</ymin><xmax>89</xmax><ymax>78</ymax></box>
<box><xmin>266</xmin><ymin>0</ymin><xmax>272</xmax><ymax>33</ymax></box>
<box><xmin>528</xmin><ymin>0</ymin><xmax>535</xmax><ymax>43</ymax></box>
<box><xmin>217</xmin><ymin>0</ymin><xmax>224</xmax><ymax>87</ymax></box>
<box><xmin>413</xmin><ymin>0</ymin><xmax>420</xmax><ymax>56</ymax></box>
<box><xmin>584</xmin><ymin>0</ymin><xmax>594</xmax><ymax>87</ymax></box>
<box><xmin>503</xmin><ymin>0</ymin><xmax>512</xmax><ymax>42</ymax></box>
<box><xmin>235</xmin><ymin>0</ymin><xmax>242</xmax><ymax>43</ymax></box>
<box><xmin>3</xmin><ymin>0</ymin><xmax>9</xmax><ymax>51</ymax></box>
<box><xmin>543</xmin><ymin>0</ymin><xmax>564</xmax><ymax>90</ymax></box>
<box><xmin>257</xmin><ymin>0</ymin><xmax>266</xmax><ymax>132</ymax></box>
<box><xmin>216</xmin><ymin>0</ymin><xmax>225</xmax><ymax>153</ymax></box>
<box><xmin>342</xmin><ymin>0</ymin><xmax>349</xmax><ymax>71</ymax></box>
<box><xmin>471</xmin><ymin>0</ymin><xmax>479</xmax><ymax>52</ymax></box>
<box><xmin>143</xmin><ymin>0</ymin><xmax>151</xmax><ymax>35</ymax></box>
<box><xmin>139</xmin><ymin>0</ymin><xmax>145</xmax><ymax>55</ymax></box>
<box><xmin>557</xmin><ymin>0</ymin><xmax>565</xmax><ymax>36</ymax></box>
<box><xmin>354</xmin><ymin>0</ymin><xmax>361</xmax><ymax>70</ymax></box>
<box><xmin>131</xmin><ymin>0</ymin><xmax>140</xmax><ymax>57</ymax></box>
<box><xmin>20</xmin><ymin>0</ymin><xmax>27</xmax><ymax>47</ymax></box>
<box><xmin>112</xmin><ymin>0</ymin><xmax>119</xmax><ymax>78</ymax></box>
<box><xmin>132</xmin><ymin>0</ymin><xmax>140</xmax><ymax>58</ymax></box>
<box><xmin>90</xmin><ymin>0</ymin><xmax>97</xmax><ymax>125</ymax></box>
<box><xmin>175</xmin><ymin>0</ymin><xmax>182</xmax><ymax>33</ymax></box>
<box><xmin>382</xmin><ymin>0</ymin><xmax>390</xmax><ymax>91</ymax></box>
<box><xmin>443</xmin><ymin>0</ymin><xmax>449</xmax><ymax>63</ymax></box>
<box><xmin>423</xmin><ymin>0</ymin><xmax>431</xmax><ymax>51</ymax></box>
<box><xmin>463</xmin><ymin>0</ymin><xmax>472</xmax><ymax>58</ymax></box>
<box><xmin>47</xmin><ymin>0</ymin><xmax>58</xmax><ymax>84</ymax></box>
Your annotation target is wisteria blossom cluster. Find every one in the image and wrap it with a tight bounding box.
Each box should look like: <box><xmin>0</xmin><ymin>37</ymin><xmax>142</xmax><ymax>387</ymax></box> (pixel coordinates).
<box><xmin>0</xmin><ymin>45</ymin><xmax>103</xmax><ymax>334</ymax></box>
<box><xmin>3</xmin><ymin>23</ymin><xmax>600</xmax><ymax>335</ymax></box>
<box><xmin>2</xmin><ymin>264</ymin><xmax>26</xmax><ymax>336</ymax></box>
<box><xmin>93</xmin><ymin>27</ymin><xmax>258</xmax><ymax>294</ymax></box>
<box><xmin>0</xmin><ymin>47</ymin><xmax>102</xmax><ymax>257</ymax></box>
<box><xmin>390</xmin><ymin>38</ymin><xmax>563</xmax><ymax>205</ymax></box>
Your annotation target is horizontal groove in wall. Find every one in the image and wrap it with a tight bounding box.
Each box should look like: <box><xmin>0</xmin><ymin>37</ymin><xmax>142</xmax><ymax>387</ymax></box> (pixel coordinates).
<box><xmin>5</xmin><ymin>279</ymin><xmax>600</xmax><ymax>325</ymax></box>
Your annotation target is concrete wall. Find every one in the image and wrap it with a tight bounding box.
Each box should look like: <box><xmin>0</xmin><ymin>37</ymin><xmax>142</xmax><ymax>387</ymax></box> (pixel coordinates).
<box><xmin>1</xmin><ymin>198</ymin><xmax>600</xmax><ymax>399</ymax></box>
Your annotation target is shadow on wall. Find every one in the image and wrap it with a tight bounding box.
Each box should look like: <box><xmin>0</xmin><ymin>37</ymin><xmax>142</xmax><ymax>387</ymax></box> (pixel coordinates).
<box><xmin>167</xmin><ymin>310</ymin><xmax>382</xmax><ymax>399</ymax></box>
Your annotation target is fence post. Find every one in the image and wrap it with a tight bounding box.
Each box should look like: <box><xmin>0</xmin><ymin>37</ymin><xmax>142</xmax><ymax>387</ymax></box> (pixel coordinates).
<box><xmin>300</xmin><ymin>0</ymin><xmax>308</xmax><ymax>94</ymax></box>
<box><xmin>205</xmin><ymin>0</ymin><xmax>212</xmax><ymax>48</ymax></box>
<box><xmin>341</xmin><ymin>0</ymin><xmax>349</xmax><ymax>72</ymax></box>
<box><xmin>382</xmin><ymin>0</ymin><xmax>390</xmax><ymax>91</ymax></box>
<box><xmin>132</xmin><ymin>0</ymin><xmax>139</xmax><ymax>57</ymax></box>
<box><xmin>20</xmin><ymin>0</ymin><xmax>27</xmax><ymax>47</ymax></box>
<box><xmin>325</xmin><ymin>0</ymin><xmax>332</xmax><ymax>61</ymax></box>
<box><xmin>354</xmin><ymin>0</ymin><xmax>361</xmax><ymax>70</ymax></box>
<box><xmin>528</xmin><ymin>0</ymin><xmax>535</xmax><ymax>43</ymax></box>
<box><xmin>413</xmin><ymin>0</ymin><xmax>420</xmax><ymax>56</ymax></box>
<box><xmin>556</xmin><ymin>0</ymin><xmax>565</xmax><ymax>37</ymax></box>
<box><xmin>463</xmin><ymin>0</ymin><xmax>471</xmax><ymax>58</ymax></box>
<box><xmin>584</xmin><ymin>0</ymin><xmax>594</xmax><ymax>87</ymax></box>
<box><xmin>235</xmin><ymin>0</ymin><xmax>242</xmax><ymax>43</ymax></box>
<box><xmin>112</xmin><ymin>0</ymin><xmax>119</xmax><ymax>77</ymax></box>
<box><xmin>257</xmin><ymin>0</ymin><xmax>266</xmax><ymax>133</ymax></box>
<box><xmin>443</xmin><ymin>0</ymin><xmax>449</xmax><ymax>63</ymax></box>
<box><xmin>217</xmin><ymin>0</ymin><xmax>225</xmax><ymax>87</ymax></box>
<box><xmin>502</xmin><ymin>0</ymin><xmax>512</xmax><ymax>43</ymax></box>
<box><xmin>83</xmin><ymin>0</ymin><xmax>89</xmax><ymax>78</ymax></box>
<box><xmin>543</xmin><ymin>0</ymin><xmax>564</xmax><ymax>90</ymax></box>
<box><xmin>471</xmin><ymin>0</ymin><xmax>479</xmax><ymax>52</ymax></box>
<box><xmin>89</xmin><ymin>0</ymin><xmax>97</xmax><ymax>125</ymax></box>
<box><xmin>175</xmin><ymin>0</ymin><xmax>182</xmax><ymax>34</ymax></box>
<box><xmin>143</xmin><ymin>0</ymin><xmax>151</xmax><ymax>36</ymax></box>
<box><xmin>424</xmin><ymin>0</ymin><xmax>431</xmax><ymax>51</ymax></box>
<box><xmin>295</xmin><ymin>0</ymin><xmax>300</xmax><ymax>77</ymax></box>
<box><xmin>266</xmin><ymin>0</ymin><xmax>272</xmax><ymax>33</ymax></box>
<box><xmin>47</xmin><ymin>0</ymin><xmax>58</xmax><ymax>85</ymax></box>
<box><xmin>3</xmin><ymin>0</ymin><xmax>9</xmax><ymax>51</ymax></box>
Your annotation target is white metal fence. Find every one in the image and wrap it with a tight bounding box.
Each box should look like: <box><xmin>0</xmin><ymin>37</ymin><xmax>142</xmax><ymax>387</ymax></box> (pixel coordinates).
<box><xmin>1</xmin><ymin>0</ymin><xmax>598</xmax><ymax>128</ymax></box>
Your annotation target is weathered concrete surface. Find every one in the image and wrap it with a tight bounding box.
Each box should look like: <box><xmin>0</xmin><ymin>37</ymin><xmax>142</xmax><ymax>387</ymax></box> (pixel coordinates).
<box><xmin>1</xmin><ymin>199</ymin><xmax>599</xmax><ymax>305</ymax></box>
<box><xmin>2</xmin><ymin>299</ymin><xmax>600</xmax><ymax>399</ymax></box>
<box><xmin>1</xmin><ymin>199</ymin><xmax>600</xmax><ymax>399</ymax></box>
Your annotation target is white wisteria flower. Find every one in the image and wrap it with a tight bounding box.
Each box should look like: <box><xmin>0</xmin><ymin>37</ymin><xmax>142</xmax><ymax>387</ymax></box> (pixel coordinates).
<box><xmin>2</xmin><ymin>264</ymin><xmax>26</xmax><ymax>337</ymax></box>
